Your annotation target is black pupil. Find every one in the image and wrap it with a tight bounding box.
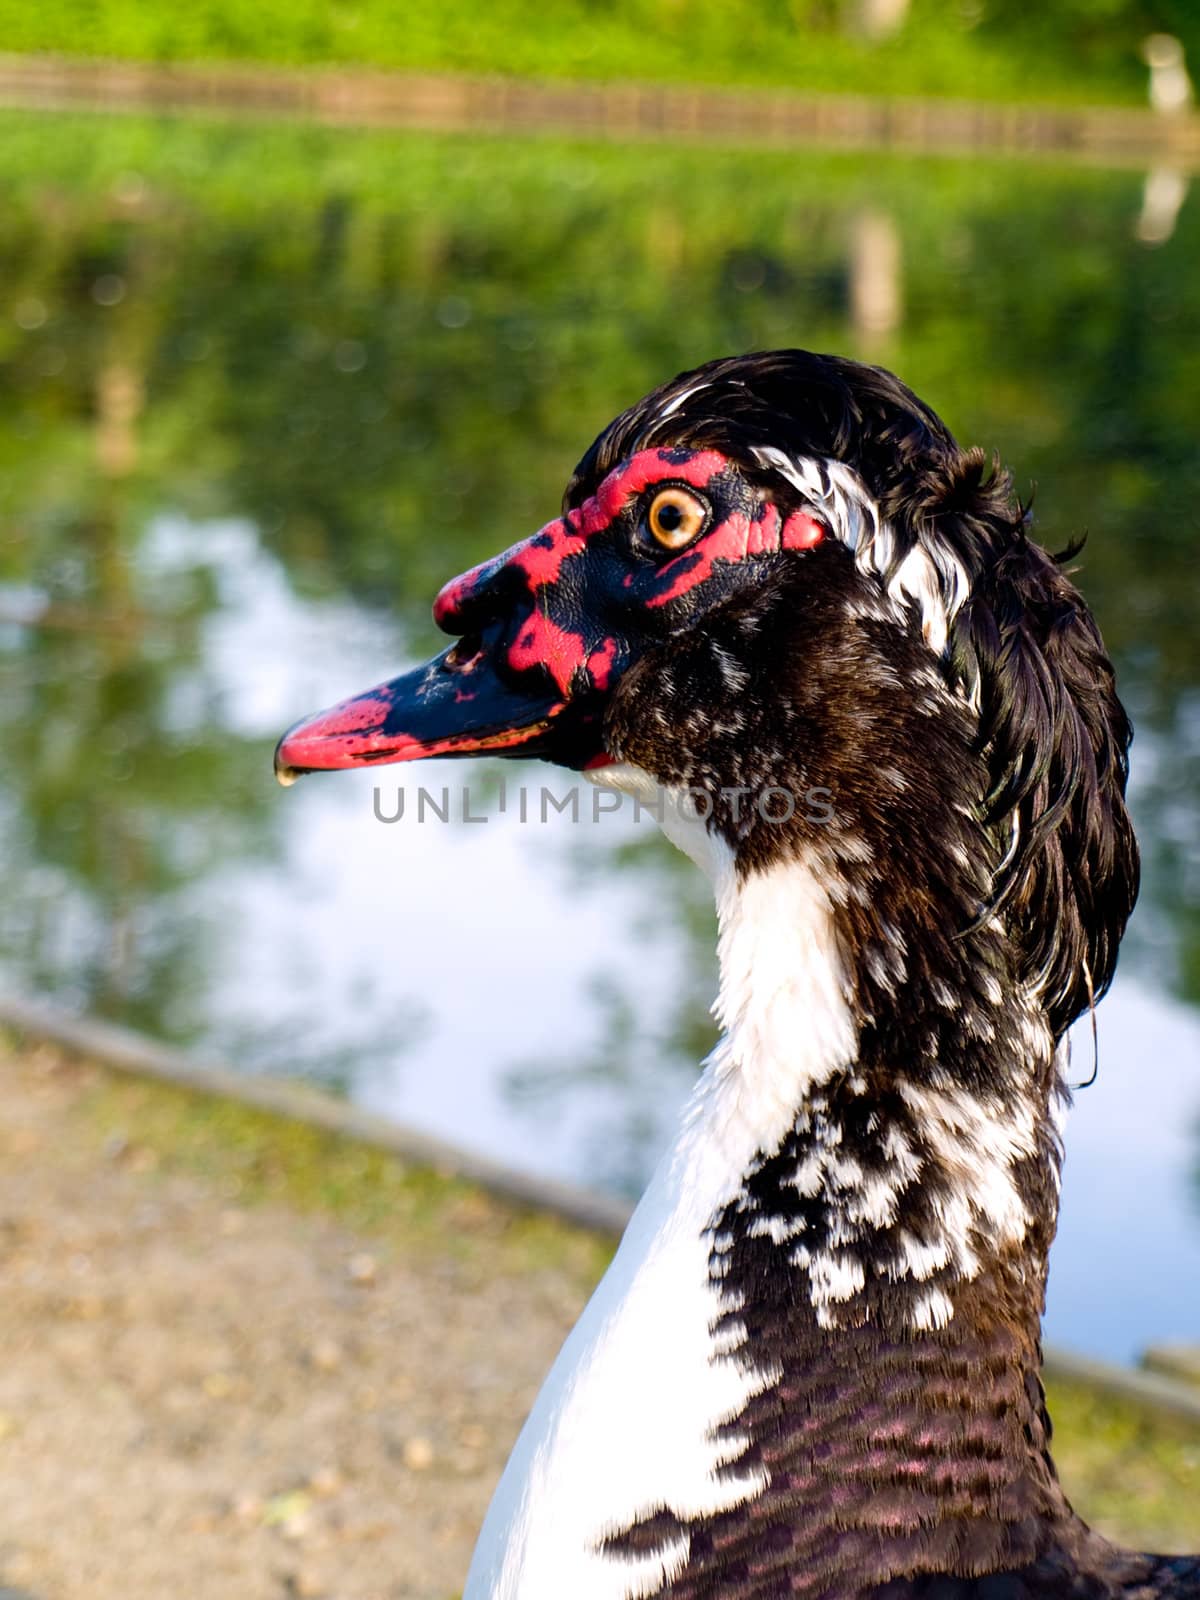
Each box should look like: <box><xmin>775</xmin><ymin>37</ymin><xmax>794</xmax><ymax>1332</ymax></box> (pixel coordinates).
<box><xmin>656</xmin><ymin>501</ymin><xmax>683</xmax><ymax>532</ymax></box>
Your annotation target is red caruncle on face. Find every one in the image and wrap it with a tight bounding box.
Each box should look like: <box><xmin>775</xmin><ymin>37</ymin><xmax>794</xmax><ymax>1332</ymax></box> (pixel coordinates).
<box><xmin>431</xmin><ymin>446</ymin><xmax>825</xmax><ymax>701</ymax></box>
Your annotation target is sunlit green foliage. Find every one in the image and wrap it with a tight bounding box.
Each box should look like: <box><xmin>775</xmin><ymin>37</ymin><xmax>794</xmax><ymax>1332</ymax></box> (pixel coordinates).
<box><xmin>0</xmin><ymin>0</ymin><xmax>1195</xmax><ymax>106</ymax></box>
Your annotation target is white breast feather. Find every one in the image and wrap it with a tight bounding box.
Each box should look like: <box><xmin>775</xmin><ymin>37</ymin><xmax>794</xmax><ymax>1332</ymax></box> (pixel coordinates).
<box><xmin>464</xmin><ymin>770</ymin><xmax>857</xmax><ymax>1599</ymax></box>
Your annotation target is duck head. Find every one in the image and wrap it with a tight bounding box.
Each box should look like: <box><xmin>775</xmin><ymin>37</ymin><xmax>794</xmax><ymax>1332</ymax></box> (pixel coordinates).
<box><xmin>272</xmin><ymin>432</ymin><xmax>831</xmax><ymax>779</ymax></box>
<box><xmin>275</xmin><ymin>350</ymin><xmax>1138</xmax><ymax>1042</ymax></box>
<box><xmin>274</xmin><ymin>441</ymin><xmax>821</xmax><ymax>777</ymax></box>
<box><xmin>274</xmin><ymin>351</ymin><xmax>961</xmax><ymax>782</ymax></box>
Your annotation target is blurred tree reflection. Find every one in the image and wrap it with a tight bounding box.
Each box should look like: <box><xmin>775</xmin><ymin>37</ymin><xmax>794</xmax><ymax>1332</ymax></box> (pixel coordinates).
<box><xmin>0</xmin><ymin>113</ymin><xmax>1196</xmax><ymax>1114</ymax></box>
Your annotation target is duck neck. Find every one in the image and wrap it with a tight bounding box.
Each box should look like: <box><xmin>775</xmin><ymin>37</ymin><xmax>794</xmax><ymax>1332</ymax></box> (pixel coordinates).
<box><xmin>630</xmin><ymin>838</ymin><xmax>1094</xmax><ymax>1589</ymax></box>
<box><xmin>465</xmin><ymin>825</ymin><xmax>1106</xmax><ymax>1600</ymax></box>
<box><xmin>707</xmin><ymin>841</ymin><xmax>1066</xmax><ymax>1341</ymax></box>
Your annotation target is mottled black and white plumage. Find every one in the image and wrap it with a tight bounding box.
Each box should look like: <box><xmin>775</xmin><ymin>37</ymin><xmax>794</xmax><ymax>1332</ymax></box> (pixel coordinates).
<box><xmin>276</xmin><ymin>351</ymin><xmax>1194</xmax><ymax>1600</ymax></box>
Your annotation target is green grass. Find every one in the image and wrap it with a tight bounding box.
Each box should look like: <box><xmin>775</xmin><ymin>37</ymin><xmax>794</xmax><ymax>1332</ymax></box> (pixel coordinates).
<box><xmin>0</xmin><ymin>0</ymin><xmax>1193</xmax><ymax>109</ymax></box>
<box><xmin>81</xmin><ymin>1066</ymin><xmax>615</xmax><ymax>1286</ymax></box>
<box><xmin>1046</xmin><ymin>1378</ymin><xmax>1200</xmax><ymax>1552</ymax></box>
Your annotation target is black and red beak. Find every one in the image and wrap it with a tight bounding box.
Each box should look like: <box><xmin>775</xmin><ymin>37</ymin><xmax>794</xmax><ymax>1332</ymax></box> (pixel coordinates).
<box><xmin>272</xmin><ymin>631</ymin><xmax>597</xmax><ymax>783</ymax></box>
<box><xmin>273</xmin><ymin>514</ymin><xmax>621</xmax><ymax>784</ymax></box>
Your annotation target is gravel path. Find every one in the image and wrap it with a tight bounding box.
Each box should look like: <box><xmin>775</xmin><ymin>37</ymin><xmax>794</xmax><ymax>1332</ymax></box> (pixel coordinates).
<box><xmin>0</xmin><ymin>1043</ymin><xmax>599</xmax><ymax>1600</ymax></box>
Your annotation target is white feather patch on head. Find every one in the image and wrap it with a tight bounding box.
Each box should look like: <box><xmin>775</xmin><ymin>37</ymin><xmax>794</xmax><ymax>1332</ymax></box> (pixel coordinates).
<box><xmin>751</xmin><ymin>447</ymin><xmax>971</xmax><ymax>658</ymax></box>
<box><xmin>653</xmin><ymin>380</ymin><xmax>711</xmax><ymax>421</ymax></box>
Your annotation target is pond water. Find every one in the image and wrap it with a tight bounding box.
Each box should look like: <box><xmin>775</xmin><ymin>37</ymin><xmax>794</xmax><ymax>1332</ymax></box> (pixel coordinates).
<box><xmin>1</xmin><ymin>110</ymin><xmax>1197</xmax><ymax>1366</ymax></box>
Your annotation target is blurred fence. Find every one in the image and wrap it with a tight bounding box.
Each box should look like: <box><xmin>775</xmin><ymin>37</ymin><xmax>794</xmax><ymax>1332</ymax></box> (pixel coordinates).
<box><xmin>1</xmin><ymin>53</ymin><xmax>1199</xmax><ymax>167</ymax></box>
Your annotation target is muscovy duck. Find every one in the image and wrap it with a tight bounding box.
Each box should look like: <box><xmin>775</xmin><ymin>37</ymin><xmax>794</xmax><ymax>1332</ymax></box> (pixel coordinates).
<box><xmin>275</xmin><ymin>351</ymin><xmax>1199</xmax><ymax>1600</ymax></box>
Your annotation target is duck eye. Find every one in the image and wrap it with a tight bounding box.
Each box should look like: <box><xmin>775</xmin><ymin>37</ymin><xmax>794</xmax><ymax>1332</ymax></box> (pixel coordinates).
<box><xmin>645</xmin><ymin>486</ymin><xmax>708</xmax><ymax>551</ymax></box>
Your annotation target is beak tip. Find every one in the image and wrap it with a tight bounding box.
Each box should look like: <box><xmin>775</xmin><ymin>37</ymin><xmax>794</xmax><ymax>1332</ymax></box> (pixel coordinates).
<box><xmin>273</xmin><ymin>725</ymin><xmax>308</xmax><ymax>786</ymax></box>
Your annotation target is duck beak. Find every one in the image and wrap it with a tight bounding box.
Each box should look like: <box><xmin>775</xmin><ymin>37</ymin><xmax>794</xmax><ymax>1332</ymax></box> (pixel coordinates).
<box><xmin>273</xmin><ymin>639</ymin><xmax>567</xmax><ymax>785</ymax></box>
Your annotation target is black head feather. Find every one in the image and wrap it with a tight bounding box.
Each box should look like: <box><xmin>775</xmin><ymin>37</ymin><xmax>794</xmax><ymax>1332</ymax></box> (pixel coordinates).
<box><xmin>947</xmin><ymin>473</ymin><xmax>1139</xmax><ymax>1040</ymax></box>
<box><xmin>577</xmin><ymin>351</ymin><xmax>1139</xmax><ymax>1042</ymax></box>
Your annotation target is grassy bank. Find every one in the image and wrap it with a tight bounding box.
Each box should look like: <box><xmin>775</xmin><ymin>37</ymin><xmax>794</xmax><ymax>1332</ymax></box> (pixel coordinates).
<box><xmin>79</xmin><ymin>1059</ymin><xmax>614</xmax><ymax>1286</ymax></box>
<box><xmin>34</xmin><ymin>1042</ymin><xmax>1200</xmax><ymax>1552</ymax></box>
<box><xmin>0</xmin><ymin>0</ymin><xmax>1194</xmax><ymax>109</ymax></box>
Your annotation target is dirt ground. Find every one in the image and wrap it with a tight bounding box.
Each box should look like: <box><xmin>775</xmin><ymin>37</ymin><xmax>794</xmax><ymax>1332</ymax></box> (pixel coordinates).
<box><xmin>0</xmin><ymin>1042</ymin><xmax>602</xmax><ymax>1600</ymax></box>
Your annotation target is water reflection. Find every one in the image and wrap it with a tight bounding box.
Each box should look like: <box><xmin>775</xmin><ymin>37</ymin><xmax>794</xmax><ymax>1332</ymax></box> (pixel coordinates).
<box><xmin>1</xmin><ymin>111</ymin><xmax>1197</xmax><ymax>1360</ymax></box>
